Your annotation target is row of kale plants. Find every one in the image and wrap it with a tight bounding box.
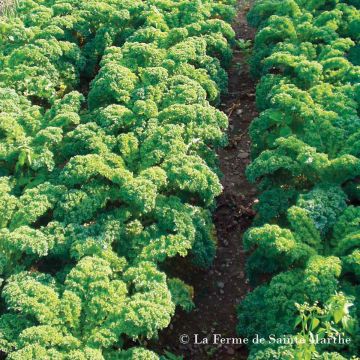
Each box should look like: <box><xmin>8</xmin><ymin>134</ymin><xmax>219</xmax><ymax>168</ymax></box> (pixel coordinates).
<box><xmin>0</xmin><ymin>0</ymin><xmax>236</xmax><ymax>358</ymax></box>
<box><xmin>237</xmin><ymin>0</ymin><xmax>360</xmax><ymax>359</ymax></box>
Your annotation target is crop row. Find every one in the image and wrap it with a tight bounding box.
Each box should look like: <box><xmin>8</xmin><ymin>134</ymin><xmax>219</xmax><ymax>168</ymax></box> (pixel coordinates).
<box><xmin>0</xmin><ymin>0</ymin><xmax>236</xmax><ymax>359</ymax></box>
<box><xmin>237</xmin><ymin>1</ymin><xmax>360</xmax><ymax>359</ymax></box>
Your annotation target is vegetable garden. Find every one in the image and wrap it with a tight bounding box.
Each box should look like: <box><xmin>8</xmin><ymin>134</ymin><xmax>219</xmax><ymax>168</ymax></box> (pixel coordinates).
<box><xmin>0</xmin><ymin>0</ymin><xmax>359</xmax><ymax>359</ymax></box>
<box><xmin>238</xmin><ymin>1</ymin><xmax>360</xmax><ymax>359</ymax></box>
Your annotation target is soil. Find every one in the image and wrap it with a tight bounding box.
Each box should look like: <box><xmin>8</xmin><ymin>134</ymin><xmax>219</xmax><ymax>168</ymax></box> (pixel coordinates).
<box><xmin>151</xmin><ymin>1</ymin><xmax>259</xmax><ymax>359</ymax></box>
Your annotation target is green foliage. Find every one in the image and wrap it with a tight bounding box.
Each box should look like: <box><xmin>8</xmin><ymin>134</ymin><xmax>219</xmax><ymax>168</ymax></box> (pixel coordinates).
<box><xmin>239</xmin><ymin>0</ymin><xmax>360</xmax><ymax>358</ymax></box>
<box><xmin>293</xmin><ymin>293</ymin><xmax>357</xmax><ymax>360</ymax></box>
<box><xmin>167</xmin><ymin>278</ymin><xmax>195</xmax><ymax>312</ymax></box>
<box><xmin>0</xmin><ymin>0</ymin><xmax>236</xmax><ymax>358</ymax></box>
<box><xmin>238</xmin><ymin>256</ymin><xmax>343</xmax><ymax>339</ymax></box>
<box><xmin>246</xmin><ymin>293</ymin><xmax>357</xmax><ymax>360</ymax></box>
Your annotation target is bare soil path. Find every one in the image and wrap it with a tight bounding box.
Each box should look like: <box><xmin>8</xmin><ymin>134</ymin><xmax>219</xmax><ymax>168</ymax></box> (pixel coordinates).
<box><xmin>152</xmin><ymin>1</ymin><xmax>258</xmax><ymax>359</ymax></box>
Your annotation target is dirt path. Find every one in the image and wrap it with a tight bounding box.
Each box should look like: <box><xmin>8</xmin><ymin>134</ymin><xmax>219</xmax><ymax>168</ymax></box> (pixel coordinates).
<box><xmin>151</xmin><ymin>2</ymin><xmax>258</xmax><ymax>359</ymax></box>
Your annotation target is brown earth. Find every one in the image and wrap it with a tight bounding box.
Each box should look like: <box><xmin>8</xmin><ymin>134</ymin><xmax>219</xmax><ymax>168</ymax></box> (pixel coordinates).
<box><xmin>151</xmin><ymin>1</ymin><xmax>259</xmax><ymax>359</ymax></box>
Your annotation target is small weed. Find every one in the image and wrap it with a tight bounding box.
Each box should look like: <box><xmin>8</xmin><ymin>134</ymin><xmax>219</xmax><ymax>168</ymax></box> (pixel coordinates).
<box><xmin>161</xmin><ymin>350</ymin><xmax>184</xmax><ymax>360</ymax></box>
<box><xmin>205</xmin><ymin>346</ymin><xmax>218</xmax><ymax>357</ymax></box>
<box><xmin>235</xmin><ymin>39</ymin><xmax>253</xmax><ymax>75</ymax></box>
